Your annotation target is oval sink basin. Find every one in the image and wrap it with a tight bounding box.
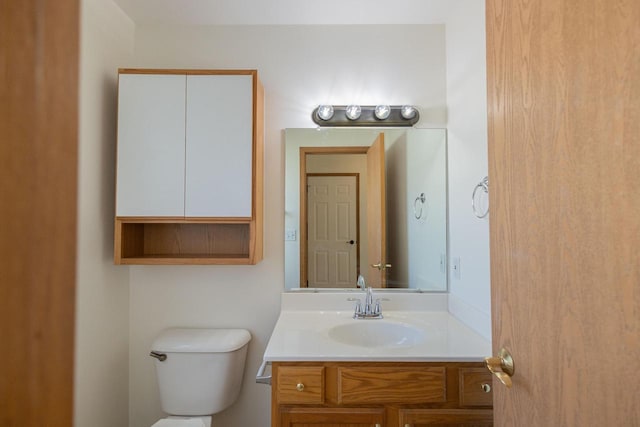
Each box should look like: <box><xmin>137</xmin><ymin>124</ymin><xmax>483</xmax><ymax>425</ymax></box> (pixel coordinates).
<box><xmin>327</xmin><ymin>321</ymin><xmax>425</xmax><ymax>348</ymax></box>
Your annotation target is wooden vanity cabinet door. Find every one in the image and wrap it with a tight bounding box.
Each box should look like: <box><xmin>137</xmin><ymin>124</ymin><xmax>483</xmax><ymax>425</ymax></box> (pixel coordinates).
<box><xmin>398</xmin><ymin>409</ymin><xmax>493</xmax><ymax>427</ymax></box>
<box><xmin>280</xmin><ymin>407</ymin><xmax>385</xmax><ymax>427</ymax></box>
<box><xmin>276</xmin><ymin>366</ymin><xmax>325</xmax><ymax>404</ymax></box>
<box><xmin>459</xmin><ymin>368</ymin><xmax>493</xmax><ymax>407</ymax></box>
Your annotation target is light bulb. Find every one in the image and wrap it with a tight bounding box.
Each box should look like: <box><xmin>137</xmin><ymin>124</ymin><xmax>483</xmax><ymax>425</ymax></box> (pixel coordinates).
<box><xmin>401</xmin><ymin>105</ymin><xmax>417</xmax><ymax>119</ymax></box>
<box><xmin>316</xmin><ymin>105</ymin><xmax>334</xmax><ymax>121</ymax></box>
<box><xmin>345</xmin><ymin>105</ymin><xmax>362</xmax><ymax>120</ymax></box>
<box><xmin>374</xmin><ymin>105</ymin><xmax>391</xmax><ymax>120</ymax></box>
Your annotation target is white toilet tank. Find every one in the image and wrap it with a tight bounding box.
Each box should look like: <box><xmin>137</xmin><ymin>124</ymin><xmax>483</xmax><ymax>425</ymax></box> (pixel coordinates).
<box><xmin>151</xmin><ymin>328</ymin><xmax>251</xmax><ymax>416</ymax></box>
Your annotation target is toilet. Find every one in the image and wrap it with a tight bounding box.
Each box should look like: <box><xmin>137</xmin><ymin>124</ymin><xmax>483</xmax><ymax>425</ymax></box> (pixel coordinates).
<box><xmin>149</xmin><ymin>328</ymin><xmax>252</xmax><ymax>427</ymax></box>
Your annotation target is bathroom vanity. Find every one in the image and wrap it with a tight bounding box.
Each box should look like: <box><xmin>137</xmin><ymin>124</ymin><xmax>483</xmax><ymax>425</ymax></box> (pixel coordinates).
<box><xmin>262</xmin><ymin>293</ymin><xmax>493</xmax><ymax>427</ymax></box>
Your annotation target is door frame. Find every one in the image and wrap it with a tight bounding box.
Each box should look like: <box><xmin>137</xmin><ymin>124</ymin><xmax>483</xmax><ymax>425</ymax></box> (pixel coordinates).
<box><xmin>1</xmin><ymin>0</ymin><xmax>79</xmax><ymax>425</ymax></box>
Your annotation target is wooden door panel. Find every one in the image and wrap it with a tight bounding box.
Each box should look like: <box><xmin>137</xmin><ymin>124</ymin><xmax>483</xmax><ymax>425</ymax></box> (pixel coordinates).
<box><xmin>366</xmin><ymin>133</ymin><xmax>387</xmax><ymax>287</ymax></box>
<box><xmin>487</xmin><ymin>0</ymin><xmax>640</xmax><ymax>425</ymax></box>
<box><xmin>1</xmin><ymin>0</ymin><xmax>79</xmax><ymax>425</ymax></box>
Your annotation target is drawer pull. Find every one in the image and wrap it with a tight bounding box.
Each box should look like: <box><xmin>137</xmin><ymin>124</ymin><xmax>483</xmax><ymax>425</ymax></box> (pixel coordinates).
<box><xmin>481</xmin><ymin>383</ymin><xmax>492</xmax><ymax>393</ymax></box>
<box><xmin>296</xmin><ymin>383</ymin><xmax>305</xmax><ymax>392</ymax></box>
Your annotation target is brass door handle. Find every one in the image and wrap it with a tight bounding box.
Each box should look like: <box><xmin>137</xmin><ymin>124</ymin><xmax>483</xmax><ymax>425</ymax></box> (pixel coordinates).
<box><xmin>485</xmin><ymin>347</ymin><xmax>515</xmax><ymax>388</ymax></box>
<box><xmin>371</xmin><ymin>262</ymin><xmax>392</xmax><ymax>270</ymax></box>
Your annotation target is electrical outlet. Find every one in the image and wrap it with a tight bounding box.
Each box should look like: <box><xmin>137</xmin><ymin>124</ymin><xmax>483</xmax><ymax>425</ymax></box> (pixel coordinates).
<box><xmin>285</xmin><ymin>229</ymin><xmax>297</xmax><ymax>241</ymax></box>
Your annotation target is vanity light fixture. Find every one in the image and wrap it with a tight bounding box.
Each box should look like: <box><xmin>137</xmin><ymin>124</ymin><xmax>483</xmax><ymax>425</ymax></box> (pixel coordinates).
<box><xmin>311</xmin><ymin>105</ymin><xmax>420</xmax><ymax>127</ymax></box>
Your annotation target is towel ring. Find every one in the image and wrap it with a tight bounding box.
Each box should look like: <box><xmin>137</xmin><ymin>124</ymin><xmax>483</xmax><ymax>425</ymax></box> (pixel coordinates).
<box><xmin>414</xmin><ymin>193</ymin><xmax>427</xmax><ymax>219</ymax></box>
<box><xmin>472</xmin><ymin>177</ymin><xmax>489</xmax><ymax>218</ymax></box>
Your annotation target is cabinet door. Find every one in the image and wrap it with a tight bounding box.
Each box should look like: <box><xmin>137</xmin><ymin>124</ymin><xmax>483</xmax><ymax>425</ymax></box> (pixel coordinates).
<box><xmin>185</xmin><ymin>74</ymin><xmax>253</xmax><ymax>217</ymax></box>
<box><xmin>280</xmin><ymin>407</ymin><xmax>384</xmax><ymax>427</ymax></box>
<box><xmin>116</xmin><ymin>74</ymin><xmax>186</xmax><ymax>217</ymax></box>
<box><xmin>399</xmin><ymin>409</ymin><xmax>493</xmax><ymax>427</ymax></box>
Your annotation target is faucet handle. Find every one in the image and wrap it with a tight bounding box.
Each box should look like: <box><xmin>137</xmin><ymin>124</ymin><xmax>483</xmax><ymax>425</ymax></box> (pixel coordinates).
<box><xmin>374</xmin><ymin>299</ymin><xmax>381</xmax><ymax>315</ymax></box>
<box><xmin>353</xmin><ymin>300</ymin><xmax>362</xmax><ymax>318</ymax></box>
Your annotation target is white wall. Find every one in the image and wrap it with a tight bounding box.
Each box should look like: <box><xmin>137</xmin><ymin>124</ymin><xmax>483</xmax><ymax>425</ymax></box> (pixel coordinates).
<box><xmin>128</xmin><ymin>24</ymin><xmax>446</xmax><ymax>427</ymax></box>
<box><xmin>75</xmin><ymin>0</ymin><xmax>134</xmax><ymax>425</ymax></box>
<box><xmin>444</xmin><ymin>1</ymin><xmax>492</xmax><ymax>339</ymax></box>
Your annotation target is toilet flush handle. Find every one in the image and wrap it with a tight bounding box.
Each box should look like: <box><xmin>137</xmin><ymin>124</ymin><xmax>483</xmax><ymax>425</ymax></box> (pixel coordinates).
<box><xmin>150</xmin><ymin>351</ymin><xmax>167</xmax><ymax>362</ymax></box>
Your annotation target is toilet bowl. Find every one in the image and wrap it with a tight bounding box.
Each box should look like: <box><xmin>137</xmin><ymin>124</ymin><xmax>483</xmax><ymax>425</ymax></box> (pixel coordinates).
<box><xmin>149</xmin><ymin>328</ymin><xmax>251</xmax><ymax>427</ymax></box>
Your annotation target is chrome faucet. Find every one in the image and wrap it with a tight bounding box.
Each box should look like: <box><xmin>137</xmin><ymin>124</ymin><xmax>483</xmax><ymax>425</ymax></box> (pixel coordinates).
<box><xmin>353</xmin><ymin>275</ymin><xmax>383</xmax><ymax>319</ymax></box>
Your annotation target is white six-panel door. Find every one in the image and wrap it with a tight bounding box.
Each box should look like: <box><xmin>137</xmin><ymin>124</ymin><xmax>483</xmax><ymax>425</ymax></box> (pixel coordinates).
<box><xmin>116</xmin><ymin>74</ymin><xmax>186</xmax><ymax>217</ymax></box>
<box><xmin>307</xmin><ymin>175</ymin><xmax>358</xmax><ymax>288</ymax></box>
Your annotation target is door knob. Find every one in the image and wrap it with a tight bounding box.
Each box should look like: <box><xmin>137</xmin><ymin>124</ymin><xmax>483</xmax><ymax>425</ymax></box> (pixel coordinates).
<box><xmin>346</xmin><ymin>240</ymin><xmax>356</xmax><ymax>245</ymax></box>
<box><xmin>485</xmin><ymin>347</ymin><xmax>515</xmax><ymax>388</ymax></box>
<box><xmin>371</xmin><ymin>262</ymin><xmax>392</xmax><ymax>270</ymax></box>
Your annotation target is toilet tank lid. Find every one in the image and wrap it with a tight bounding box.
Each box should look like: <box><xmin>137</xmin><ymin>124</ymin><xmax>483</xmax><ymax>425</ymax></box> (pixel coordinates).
<box><xmin>151</xmin><ymin>328</ymin><xmax>251</xmax><ymax>353</ymax></box>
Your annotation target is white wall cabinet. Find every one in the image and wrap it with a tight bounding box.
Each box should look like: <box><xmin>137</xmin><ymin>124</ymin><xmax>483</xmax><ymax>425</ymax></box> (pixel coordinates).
<box><xmin>114</xmin><ymin>69</ymin><xmax>264</xmax><ymax>265</ymax></box>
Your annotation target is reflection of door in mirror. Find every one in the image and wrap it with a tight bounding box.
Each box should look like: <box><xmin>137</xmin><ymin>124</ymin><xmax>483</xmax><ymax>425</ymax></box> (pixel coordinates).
<box><xmin>366</xmin><ymin>133</ymin><xmax>387</xmax><ymax>288</ymax></box>
<box><xmin>307</xmin><ymin>175</ymin><xmax>358</xmax><ymax>288</ymax></box>
<box><xmin>300</xmin><ymin>133</ymin><xmax>387</xmax><ymax>288</ymax></box>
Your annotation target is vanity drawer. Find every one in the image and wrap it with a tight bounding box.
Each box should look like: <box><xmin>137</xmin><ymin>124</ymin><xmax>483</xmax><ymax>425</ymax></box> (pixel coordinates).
<box><xmin>277</xmin><ymin>366</ymin><xmax>325</xmax><ymax>404</ymax></box>
<box><xmin>336</xmin><ymin>366</ymin><xmax>446</xmax><ymax>404</ymax></box>
<box><xmin>459</xmin><ymin>368</ymin><xmax>493</xmax><ymax>407</ymax></box>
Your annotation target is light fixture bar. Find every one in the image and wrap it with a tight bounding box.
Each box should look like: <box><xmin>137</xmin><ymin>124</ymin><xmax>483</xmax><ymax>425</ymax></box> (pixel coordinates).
<box><xmin>311</xmin><ymin>105</ymin><xmax>419</xmax><ymax>127</ymax></box>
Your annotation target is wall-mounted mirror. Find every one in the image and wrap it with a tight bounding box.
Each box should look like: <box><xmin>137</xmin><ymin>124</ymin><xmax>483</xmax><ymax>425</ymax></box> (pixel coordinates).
<box><xmin>284</xmin><ymin>128</ymin><xmax>448</xmax><ymax>291</ymax></box>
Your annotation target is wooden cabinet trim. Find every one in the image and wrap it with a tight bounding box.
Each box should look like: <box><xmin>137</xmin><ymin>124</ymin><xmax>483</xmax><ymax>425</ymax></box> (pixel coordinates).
<box><xmin>119</xmin><ymin>68</ymin><xmax>257</xmax><ymax>76</ymax></box>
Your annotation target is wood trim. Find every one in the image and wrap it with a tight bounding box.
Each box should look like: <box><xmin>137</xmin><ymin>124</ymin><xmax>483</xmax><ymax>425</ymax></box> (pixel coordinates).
<box><xmin>118</xmin><ymin>68</ymin><xmax>258</xmax><ymax>76</ymax></box>
<box><xmin>252</xmin><ymin>72</ymin><xmax>265</xmax><ymax>263</ymax></box>
<box><xmin>299</xmin><ymin>146</ymin><xmax>370</xmax><ymax>288</ymax></box>
<box><xmin>1</xmin><ymin>0</ymin><xmax>79</xmax><ymax>425</ymax></box>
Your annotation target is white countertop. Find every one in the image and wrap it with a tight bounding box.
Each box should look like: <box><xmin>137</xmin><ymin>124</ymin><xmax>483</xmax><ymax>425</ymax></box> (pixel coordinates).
<box><xmin>263</xmin><ymin>292</ymin><xmax>491</xmax><ymax>362</ymax></box>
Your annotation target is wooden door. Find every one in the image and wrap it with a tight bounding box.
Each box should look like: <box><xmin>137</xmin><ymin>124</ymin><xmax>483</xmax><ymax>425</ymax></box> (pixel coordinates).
<box><xmin>116</xmin><ymin>73</ymin><xmax>186</xmax><ymax>216</ymax></box>
<box><xmin>1</xmin><ymin>0</ymin><xmax>79</xmax><ymax>425</ymax></box>
<box><xmin>366</xmin><ymin>133</ymin><xmax>387</xmax><ymax>287</ymax></box>
<box><xmin>307</xmin><ymin>175</ymin><xmax>358</xmax><ymax>288</ymax></box>
<box><xmin>486</xmin><ymin>0</ymin><xmax>640</xmax><ymax>425</ymax></box>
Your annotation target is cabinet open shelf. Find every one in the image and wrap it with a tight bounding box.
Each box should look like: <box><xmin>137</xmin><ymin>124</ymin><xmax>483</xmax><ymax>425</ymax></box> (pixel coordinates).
<box><xmin>115</xmin><ymin>219</ymin><xmax>257</xmax><ymax>265</ymax></box>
